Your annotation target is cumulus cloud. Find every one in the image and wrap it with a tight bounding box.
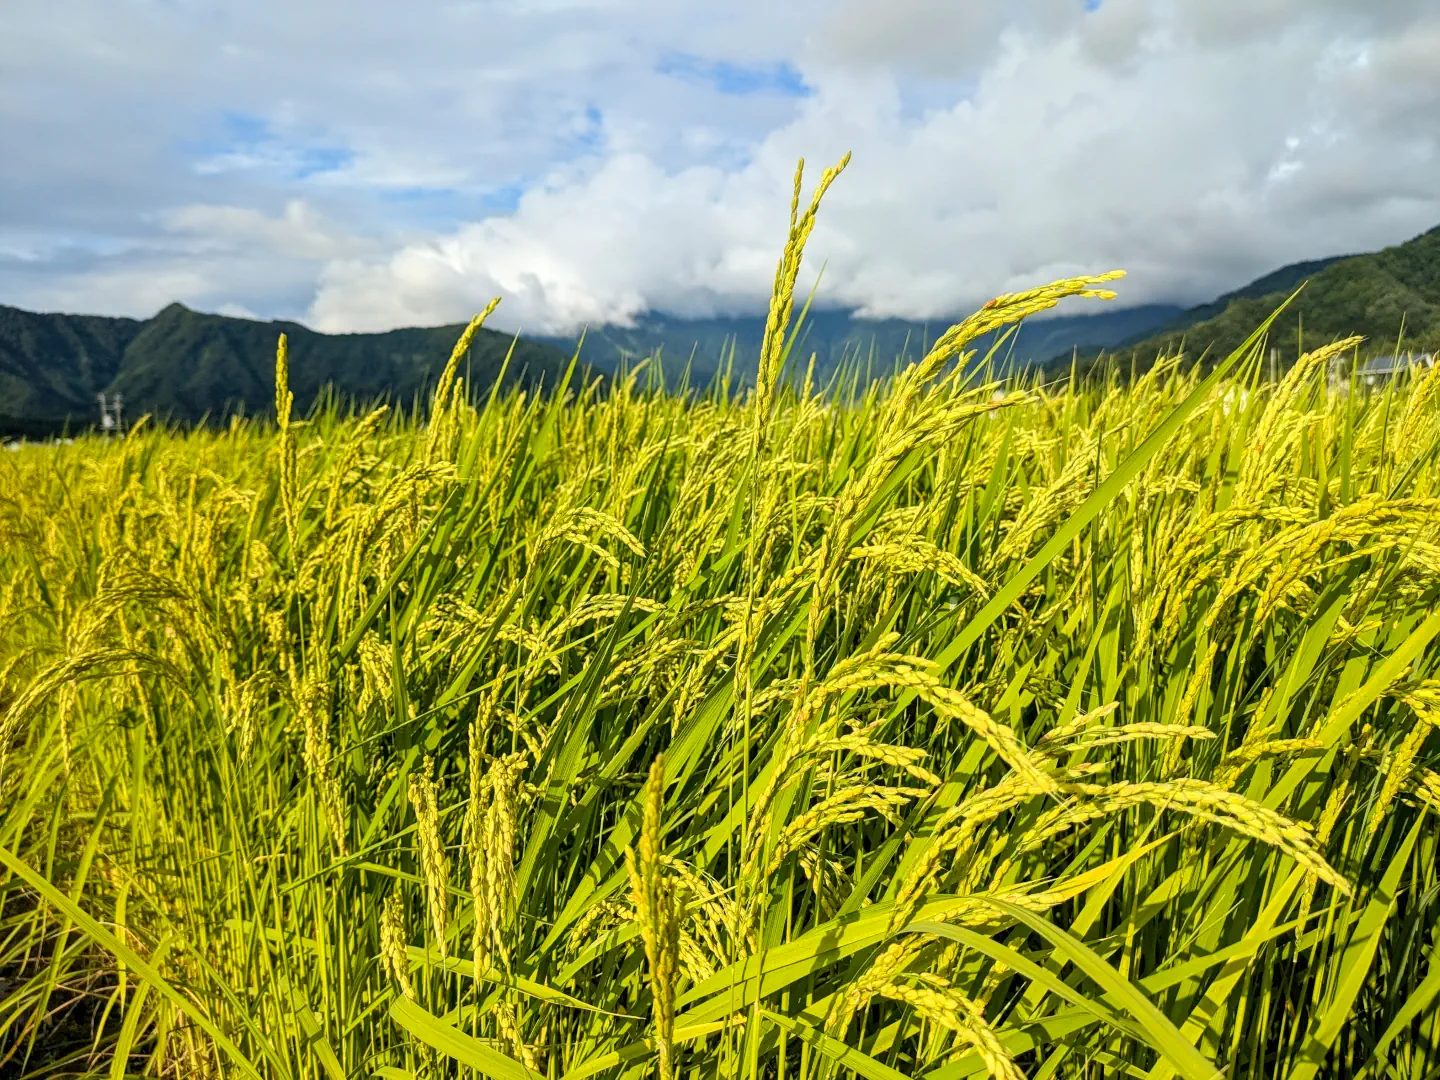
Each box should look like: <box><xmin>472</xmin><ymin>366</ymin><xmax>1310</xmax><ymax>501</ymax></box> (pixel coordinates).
<box><xmin>164</xmin><ymin>201</ymin><xmax>377</xmax><ymax>262</ymax></box>
<box><xmin>309</xmin><ymin>155</ymin><xmax>786</xmax><ymax>333</ymax></box>
<box><xmin>307</xmin><ymin>0</ymin><xmax>1440</xmax><ymax>334</ymax></box>
<box><xmin>2</xmin><ymin>0</ymin><xmax>1438</xmax><ymax>334</ymax></box>
<box><xmin>0</xmin><ymin>201</ymin><xmax>376</xmax><ymax>320</ymax></box>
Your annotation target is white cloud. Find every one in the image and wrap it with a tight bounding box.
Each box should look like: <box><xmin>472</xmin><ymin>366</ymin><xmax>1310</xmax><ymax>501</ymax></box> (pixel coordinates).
<box><xmin>1</xmin><ymin>202</ymin><xmax>379</xmax><ymax>321</ymax></box>
<box><xmin>163</xmin><ymin>201</ymin><xmax>376</xmax><ymax>262</ymax></box>
<box><xmin>36</xmin><ymin>266</ymin><xmax>223</xmax><ymax>320</ymax></box>
<box><xmin>810</xmin><ymin>0</ymin><xmax>1084</xmax><ymax>78</ymax></box>
<box><xmin>309</xmin><ymin>154</ymin><xmax>782</xmax><ymax>334</ymax></box>
<box><xmin>307</xmin><ymin>2</ymin><xmax>1440</xmax><ymax>334</ymax></box>
<box><xmin>215</xmin><ymin>302</ymin><xmax>262</xmax><ymax>320</ymax></box>
<box><xmin>2</xmin><ymin>0</ymin><xmax>1438</xmax><ymax>334</ymax></box>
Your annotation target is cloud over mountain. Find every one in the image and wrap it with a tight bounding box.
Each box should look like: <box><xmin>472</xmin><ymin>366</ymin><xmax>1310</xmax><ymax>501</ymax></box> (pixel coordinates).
<box><xmin>3</xmin><ymin>0</ymin><xmax>1437</xmax><ymax>335</ymax></box>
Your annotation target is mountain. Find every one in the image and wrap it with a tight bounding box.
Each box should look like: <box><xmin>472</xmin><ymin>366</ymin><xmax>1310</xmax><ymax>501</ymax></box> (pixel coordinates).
<box><xmin>0</xmin><ymin>303</ymin><xmax>580</xmax><ymax>436</ymax></box>
<box><xmin>1077</xmin><ymin>225</ymin><xmax>1440</xmax><ymax>371</ymax></box>
<box><xmin>0</xmin><ymin>298</ymin><xmax>1185</xmax><ymax>436</ymax></box>
<box><xmin>9</xmin><ymin>217</ymin><xmax>1437</xmax><ymax>436</ymax></box>
<box><xmin>536</xmin><ymin>303</ymin><xmax>1184</xmax><ymax>384</ymax></box>
<box><xmin>0</xmin><ymin>306</ymin><xmax>145</xmax><ymax>427</ymax></box>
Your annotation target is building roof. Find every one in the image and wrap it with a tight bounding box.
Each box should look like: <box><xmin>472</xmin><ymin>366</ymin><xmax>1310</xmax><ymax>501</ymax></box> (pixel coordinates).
<box><xmin>1360</xmin><ymin>352</ymin><xmax>1434</xmax><ymax>375</ymax></box>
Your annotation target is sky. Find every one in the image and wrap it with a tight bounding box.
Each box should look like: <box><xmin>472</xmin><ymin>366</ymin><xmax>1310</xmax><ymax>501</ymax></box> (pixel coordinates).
<box><xmin>2</xmin><ymin>0</ymin><xmax>1438</xmax><ymax>336</ymax></box>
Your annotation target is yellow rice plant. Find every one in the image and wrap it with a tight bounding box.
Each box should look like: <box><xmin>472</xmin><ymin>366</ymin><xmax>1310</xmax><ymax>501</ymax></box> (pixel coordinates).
<box><xmin>1</xmin><ymin>155</ymin><xmax>1438</xmax><ymax>1080</ymax></box>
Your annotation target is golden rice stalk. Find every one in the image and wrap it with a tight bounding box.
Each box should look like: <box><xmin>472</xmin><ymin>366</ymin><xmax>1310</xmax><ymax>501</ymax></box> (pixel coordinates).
<box><xmin>624</xmin><ymin>754</ymin><xmax>691</xmax><ymax>1080</ymax></box>
<box><xmin>826</xmin><ymin>937</ymin><xmax>928</xmax><ymax>1038</ymax></box>
<box><xmin>1411</xmin><ymin>769</ymin><xmax>1440</xmax><ymax>813</ymax></box>
<box><xmin>889</xmin><ymin>775</ymin><xmax>1047</xmax><ymax>932</ymax></box>
<box><xmin>0</xmin><ymin>648</ymin><xmax>34</xmax><ymax>717</ymax></box>
<box><xmin>829</xmin><ymin>900</ymin><xmax>1037</xmax><ymax>1041</ymax></box>
<box><xmin>747</xmin><ymin>678</ymin><xmax>806</xmax><ymax>719</ymax></box>
<box><xmin>274</xmin><ymin>333</ymin><xmax>298</xmax><ymax>555</ymax></box>
<box><xmin>903</xmin><ymin>272</ymin><xmax>1125</xmax><ymax>393</ymax></box>
<box><xmin>353</xmin><ymin>635</ymin><xmax>392</xmax><ymax>716</ymax></box>
<box><xmin>1063</xmin><ymin>722</ymin><xmax>1217</xmax><ymax>751</ymax></box>
<box><xmin>539</xmin><ymin>506</ymin><xmax>648</xmax><ymax>567</ymax></box>
<box><xmin>1395</xmin><ymin>680</ymin><xmax>1440</xmax><ymax>718</ymax></box>
<box><xmin>297</xmin><ymin>677</ymin><xmax>348</xmax><ymax>856</ymax></box>
<box><xmin>1299</xmin><ymin>739</ymin><xmax>1362</xmax><ymax>933</ymax></box>
<box><xmin>765</xmin><ymin>783</ymin><xmax>930</xmax><ymax>876</ymax></box>
<box><xmin>428</xmin><ymin>297</ymin><xmax>502</xmax><ymax>456</ymax></box>
<box><xmin>0</xmin><ymin>647</ymin><xmax>185</xmax><ymax>777</ymax></box>
<box><xmin>409</xmin><ymin>758</ymin><xmax>452</xmax><ymax>957</ymax></box>
<box><xmin>466</xmin><ymin>718</ymin><xmax>494</xmax><ymax>976</ymax></box>
<box><xmin>752</xmin><ymin>153</ymin><xmax>852</xmax><ymax>445</ymax></box>
<box><xmin>548</xmin><ymin>594</ymin><xmax>666</xmax><ymax>639</ymax></box>
<box><xmin>1368</xmin><ymin>702</ymin><xmax>1436</xmax><ymax>838</ymax></box>
<box><xmin>780</xmin><ymin>644</ymin><xmax>1055</xmax><ymax>795</ymax></box>
<box><xmin>380</xmin><ymin>891</ymin><xmax>416</xmax><ymax>1002</ymax></box>
<box><xmin>989</xmin><ymin>447</ymin><xmax>1099</xmax><ymax>567</ymax></box>
<box><xmin>494</xmin><ymin>1003</ymin><xmax>540</xmax><ymax>1072</ymax></box>
<box><xmin>225</xmin><ymin>670</ymin><xmax>276</xmax><ymax>766</ymax></box>
<box><xmin>324</xmin><ymin>404</ymin><xmax>390</xmax><ymax>529</ymax></box>
<box><xmin>1396</xmin><ymin>360</ymin><xmax>1440</xmax><ymax>472</ymax></box>
<box><xmin>55</xmin><ymin>680</ymin><xmax>77</xmax><ymax>773</ymax></box>
<box><xmin>739</xmin><ymin>633</ymin><xmax>911</xmax><ymax>852</ymax></box>
<box><xmin>809</xmin><ymin>735</ymin><xmax>943</xmax><ymax>785</ymax></box>
<box><xmin>1225</xmin><ymin>737</ymin><xmax>1325</xmax><ymax>766</ymax></box>
<box><xmin>565</xmin><ymin>898</ymin><xmax>638</xmax><ymax>965</ymax></box>
<box><xmin>75</xmin><ymin>557</ymin><xmax>223</xmax><ymax>655</ymax></box>
<box><xmin>848</xmin><ymin>540</ymin><xmax>991</xmax><ymax>598</ymax></box>
<box><xmin>1218</xmin><ymin>734</ymin><xmax>1326</xmax><ymax>788</ymax></box>
<box><xmin>910</xmin><ymin>679</ymin><xmax>1057</xmax><ymax>795</ymax></box>
<box><xmin>468</xmin><ymin>738</ymin><xmax>525</xmax><ymax>975</ymax></box>
<box><xmin>1057</xmin><ymin>779</ymin><xmax>1350</xmax><ymax>893</ymax></box>
<box><xmin>1234</xmin><ymin>337</ymin><xmax>1363</xmax><ymax>506</ymax></box>
<box><xmin>794</xmin><ymin>849</ymin><xmax>853</xmax><ymax>920</ymax></box>
<box><xmin>806</xmin><ymin>395</ymin><xmax>1020</xmax><ymax>654</ymax></box>
<box><xmin>273</xmin><ymin>333</ymin><xmax>292</xmax><ymax>431</ymax></box>
<box><xmin>658</xmin><ymin>854</ymin><xmax>739</xmax><ymax>967</ymax></box>
<box><xmin>676</xmin><ymin>929</ymin><xmax>717</xmax><ymax>984</ymax></box>
<box><xmin>876</xmin><ymin>981</ymin><xmax>1024</xmax><ymax>1080</ymax></box>
<box><xmin>1037</xmin><ymin>701</ymin><xmax>1122</xmax><ymax>752</ymax></box>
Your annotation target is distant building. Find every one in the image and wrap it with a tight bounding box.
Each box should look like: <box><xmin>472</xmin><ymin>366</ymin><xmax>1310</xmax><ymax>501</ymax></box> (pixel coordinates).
<box><xmin>1360</xmin><ymin>352</ymin><xmax>1435</xmax><ymax>386</ymax></box>
<box><xmin>1329</xmin><ymin>351</ymin><xmax>1435</xmax><ymax>390</ymax></box>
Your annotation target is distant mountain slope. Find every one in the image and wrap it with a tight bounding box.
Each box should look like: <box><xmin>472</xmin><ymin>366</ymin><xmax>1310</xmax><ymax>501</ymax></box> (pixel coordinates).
<box><xmin>0</xmin><ymin>307</ymin><xmax>144</xmax><ymax>427</ymax></box>
<box><xmin>0</xmin><ymin>297</ymin><xmax>1184</xmax><ymax>435</ymax></box>
<box><xmin>1090</xmin><ymin>225</ymin><xmax>1440</xmax><ymax>369</ymax></box>
<box><xmin>9</xmin><ymin>216</ymin><xmax>1437</xmax><ymax>435</ymax></box>
<box><xmin>1150</xmin><ymin>255</ymin><xmax>1353</xmax><ymax>338</ymax></box>
<box><xmin>539</xmin><ymin>303</ymin><xmax>1183</xmax><ymax>383</ymax></box>
<box><xmin>111</xmin><ymin>304</ymin><xmax>579</xmax><ymax>421</ymax></box>
<box><xmin>0</xmin><ymin>303</ymin><xmax>579</xmax><ymax>435</ymax></box>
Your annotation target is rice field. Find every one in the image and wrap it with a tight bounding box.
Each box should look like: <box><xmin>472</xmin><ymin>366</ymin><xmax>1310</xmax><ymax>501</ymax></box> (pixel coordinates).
<box><xmin>2</xmin><ymin>160</ymin><xmax>1439</xmax><ymax>1079</ymax></box>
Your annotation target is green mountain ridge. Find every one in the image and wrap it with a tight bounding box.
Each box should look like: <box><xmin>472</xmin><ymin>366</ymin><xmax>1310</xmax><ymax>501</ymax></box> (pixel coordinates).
<box><xmin>0</xmin><ymin>302</ymin><xmax>579</xmax><ymax>436</ymax></box>
<box><xmin>534</xmin><ymin>303</ymin><xmax>1184</xmax><ymax>384</ymax></box>
<box><xmin>1075</xmin><ymin>224</ymin><xmax>1440</xmax><ymax>371</ymax></box>
<box><xmin>0</xmin><ymin>299</ymin><xmax>1184</xmax><ymax>436</ymax></box>
<box><xmin>0</xmin><ymin>307</ymin><xmax>145</xmax><ymax>425</ymax></box>
<box><xmin>7</xmin><ymin>218</ymin><xmax>1438</xmax><ymax>436</ymax></box>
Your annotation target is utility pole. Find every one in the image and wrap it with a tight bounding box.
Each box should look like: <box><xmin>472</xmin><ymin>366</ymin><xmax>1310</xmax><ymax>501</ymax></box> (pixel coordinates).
<box><xmin>96</xmin><ymin>393</ymin><xmax>123</xmax><ymax>435</ymax></box>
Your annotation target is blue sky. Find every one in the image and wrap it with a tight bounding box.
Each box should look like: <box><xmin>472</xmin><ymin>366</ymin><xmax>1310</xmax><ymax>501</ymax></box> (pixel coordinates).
<box><xmin>1</xmin><ymin>0</ymin><xmax>1438</xmax><ymax>334</ymax></box>
<box><xmin>654</xmin><ymin>54</ymin><xmax>813</xmax><ymax>99</ymax></box>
